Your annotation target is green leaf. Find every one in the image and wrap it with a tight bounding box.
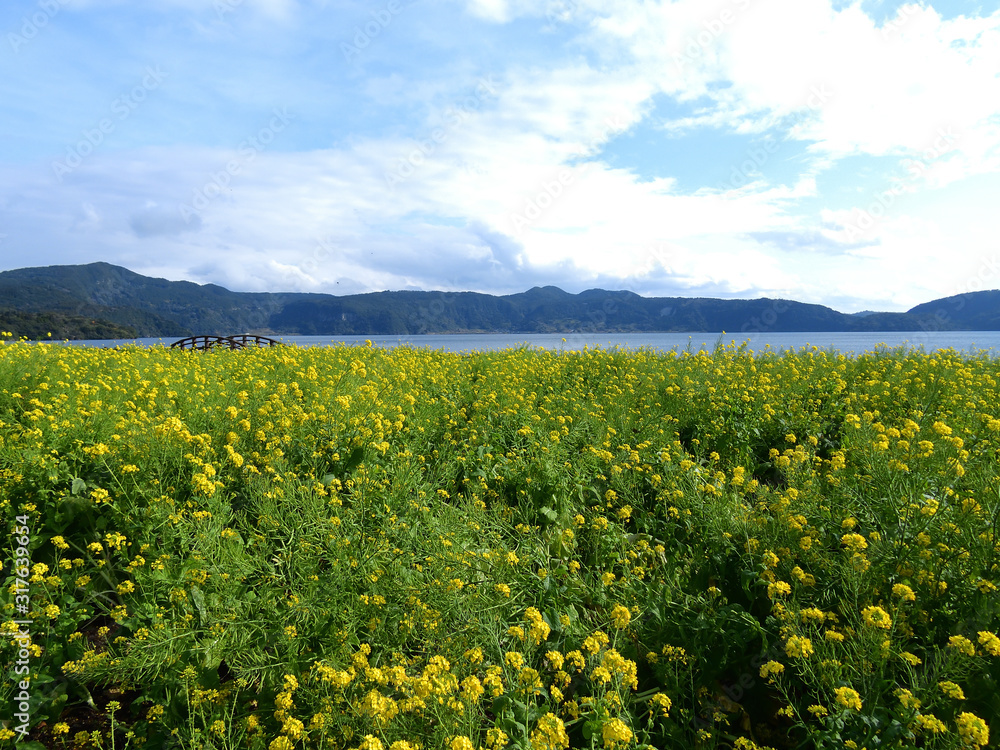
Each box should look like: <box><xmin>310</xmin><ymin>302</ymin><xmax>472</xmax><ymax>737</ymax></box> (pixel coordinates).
<box><xmin>49</xmin><ymin>495</ymin><xmax>91</xmax><ymax>534</ymax></box>
<box><xmin>30</xmin><ymin>671</ymin><xmax>55</xmax><ymax>686</ymax></box>
<box><xmin>77</xmin><ymin>682</ymin><xmax>98</xmax><ymax>711</ymax></box>
<box><xmin>344</xmin><ymin>446</ymin><xmax>365</xmax><ymax>473</ymax></box>
<box><xmin>71</xmin><ymin>477</ymin><xmax>87</xmax><ymax>495</ymax></box>
<box><xmin>491</xmin><ymin>694</ymin><xmax>511</xmax><ymax>715</ymax></box>
<box><xmin>201</xmin><ymin>641</ymin><xmax>223</xmax><ymax>673</ymax></box>
<box><xmin>190</xmin><ymin>586</ymin><xmax>207</xmax><ymax>627</ymax></box>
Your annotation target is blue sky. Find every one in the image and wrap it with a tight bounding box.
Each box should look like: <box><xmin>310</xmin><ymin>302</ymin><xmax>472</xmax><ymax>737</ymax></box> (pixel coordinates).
<box><xmin>1</xmin><ymin>0</ymin><xmax>998</xmax><ymax>312</ymax></box>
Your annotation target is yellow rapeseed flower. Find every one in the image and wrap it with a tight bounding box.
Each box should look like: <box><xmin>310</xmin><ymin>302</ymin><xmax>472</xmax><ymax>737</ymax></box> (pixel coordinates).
<box><xmin>545</xmin><ymin>651</ymin><xmax>564</xmax><ymax>671</ymax></box>
<box><xmin>785</xmin><ymin>636</ymin><xmax>814</xmax><ymax>658</ymax></box>
<box><xmin>932</xmin><ymin>421</ymin><xmax>952</xmax><ymax>436</ymax></box>
<box><xmin>461</xmin><ymin>675</ymin><xmax>484</xmax><ymax>703</ymax></box>
<box><xmin>895</xmin><ymin>689</ymin><xmax>921</xmax><ymax>710</ymax></box>
<box><xmin>601</xmin><ymin>718</ymin><xmax>633</xmax><ymax>749</ymax></box>
<box><xmin>834</xmin><ymin>687</ymin><xmax>862</xmax><ymax>711</ymax></box>
<box><xmin>486</xmin><ymin>729</ymin><xmax>509</xmax><ymax>749</ymax></box>
<box><xmin>759</xmin><ymin>661</ymin><xmax>784</xmax><ymax>680</ymax></box>
<box><xmin>938</xmin><ymin>681</ymin><xmax>965</xmax><ymax>700</ymax></box>
<box><xmin>525</xmin><ymin>607</ymin><xmax>551</xmax><ymax>643</ymax></box>
<box><xmin>861</xmin><ymin>606</ymin><xmax>892</xmax><ymax>630</ymax></box>
<box><xmin>948</xmin><ymin>635</ymin><xmax>976</xmax><ymax>656</ymax></box>
<box><xmin>799</xmin><ymin>607</ymin><xmax>825</xmax><ymax>623</ymax></box>
<box><xmin>767</xmin><ymin>581</ymin><xmax>791</xmax><ymax>599</ymax></box>
<box><xmin>841</xmin><ymin>533</ymin><xmax>868</xmax><ymax>552</ymax></box>
<box><xmin>529</xmin><ymin>713</ymin><xmax>569</xmax><ymax>749</ymax></box>
<box><xmin>892</xmin><ymin>583</ymin><xmax>916</xmax><ymax>602</ymax></box>
<box><xmin>914</xmin><ymin>714</ymin><xmax>947</xmax><ymax>734</ymax></box>
<box><xmin>650</xmin><ymin>693</ymin><xmax>672</xmax><ymax>716</ymax></box>
<box><xmin>955</xmin><ymin>712</ymin><xmax>989</xmax><ymax>746</ymax></box>
<box><xmin>977</xmin><ymin>631</ymin><xmax>1000</xmax><ymax>656</ymax></box>
<box><xmin>610</xmin><ymin>604</ymin><xmax>631</xmax><ymax>629</ymax></box>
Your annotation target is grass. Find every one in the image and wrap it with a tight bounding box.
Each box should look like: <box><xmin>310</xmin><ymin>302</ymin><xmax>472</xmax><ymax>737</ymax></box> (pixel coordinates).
<box><xmin>0</xmin><ymin>338</ymin><xmax>998</xmax><ymax>750</ymax></box>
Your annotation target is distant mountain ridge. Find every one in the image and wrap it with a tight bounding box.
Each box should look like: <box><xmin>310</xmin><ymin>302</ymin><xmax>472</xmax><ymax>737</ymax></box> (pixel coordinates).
<box><xmin>1</xmin><ymin>262</ymin><xmax>998</xmax><ymax>339</ymax></box>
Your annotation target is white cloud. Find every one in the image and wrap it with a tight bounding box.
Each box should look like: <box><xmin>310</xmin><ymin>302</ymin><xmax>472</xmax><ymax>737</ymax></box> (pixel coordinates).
<box><xmin>464</xmin><ymin>0</ymin><xmax>511</xmax><ymax>22</ymax></box>
<box><xmin>3</xmin><ymin>0</ymin><xmax>1000</xmax><ymax>315</ymax></box>
<box><xmin>585</xmin><ymin>0</ymin><xmax>1000</xmax><ymax>171</ymax></box>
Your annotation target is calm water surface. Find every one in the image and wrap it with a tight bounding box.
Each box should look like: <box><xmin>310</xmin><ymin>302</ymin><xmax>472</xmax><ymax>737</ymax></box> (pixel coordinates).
<box><xmin>65</xmin><ymin>331</ymin><xmax>1000</xmax><ymax>355</ymax></box>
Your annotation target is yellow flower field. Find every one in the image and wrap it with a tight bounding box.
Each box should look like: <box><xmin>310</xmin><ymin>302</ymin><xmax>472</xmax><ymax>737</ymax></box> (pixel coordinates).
<box><xmin>1</xmin><ymin>339</ymin><xmax>998</xmax><ymax>749</ymax></box>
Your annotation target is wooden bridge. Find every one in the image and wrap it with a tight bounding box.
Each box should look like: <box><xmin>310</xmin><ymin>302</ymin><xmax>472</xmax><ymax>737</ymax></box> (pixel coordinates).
<box><xmin>169</xmin><ymin>334</ymin><xmax>283</xmax><ymax>351</ymax></box>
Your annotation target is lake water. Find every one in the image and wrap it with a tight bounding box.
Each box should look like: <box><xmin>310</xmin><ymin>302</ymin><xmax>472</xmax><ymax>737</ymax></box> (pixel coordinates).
<box><xmin>63</xmin><ymin>330</ymin><xmax>1000</xmax><ymax>355</ymax></box>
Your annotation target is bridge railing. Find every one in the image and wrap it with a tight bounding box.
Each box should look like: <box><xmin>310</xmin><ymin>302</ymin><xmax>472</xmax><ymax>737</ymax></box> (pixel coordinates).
<box><xmin>169</xmin><ymin>334</ymin><xmax>283</xmax><ymax>351</ymax></box>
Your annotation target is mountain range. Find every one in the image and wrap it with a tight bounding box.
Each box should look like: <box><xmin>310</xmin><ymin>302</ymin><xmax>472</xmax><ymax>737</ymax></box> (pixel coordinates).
<box><xmin>1</xmin><ymin>262</ymin><xmax>998</xmax><ymax>339</ymax></box>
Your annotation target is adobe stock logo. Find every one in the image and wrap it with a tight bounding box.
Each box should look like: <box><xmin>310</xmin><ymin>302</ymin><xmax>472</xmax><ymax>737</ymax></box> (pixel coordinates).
<box><xmin>214</xmin><ymin>0</ymin><xmax>244</xmax><ymax>20</ymax></box>
<box><xmin>880</xmin><ymin>4</ymin><xmax>920</xmax><ymax>40</ymax></box>
<box><xmin>715</xmin><ymin>84</ymin><xmax>832</xmax><ymax>192</ymax></box>
<box><xmin>509</xmin><ymin>170</ymin><xmax>575</xmax><ymax>234</ymax></box>
<box><xmin>508</xmin><ymin>113</ymin><xmax>629</xmax><ymax>235</ymax></box>
<box><xmin>545</xmin><ymin>0</ymin><xmax>582</xmax><ymax>25</ymax></box>
<box><xmin>51</xmin><ymin>66</ymin><xmax>168</xmax><ymax>183</ymax></box>
<box><xmin>383</xmin><ymin>76</ymin><xmax>498</xmax><ymax>190</ymax></box>
<box><xmin>716</xmin><ymin>138</ymin><xmax>780</xmax><ymax>191</ymax></box>
<box><xmin>7</xmin><ymin>0</ymin><xmax>70</xmax><ymax>53</ymax></box>
<box><xmin>178</xmin><ymin>108</ymin><xmax>294</xmax><ymax>223</ymax></box>
<box><xmin>841</xmin><ymin>126</ymin><xmax>957</xmax><ymax>241</ymax></box>
<box><xmin>671</xmin><ymin>0</ymin><xmax>753</xmax><ymax>72</ymax></box>
<box><xmin>341</xmin><ymin>1</ymin><xmax>403</xmax><ymax>63</ymax></box>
